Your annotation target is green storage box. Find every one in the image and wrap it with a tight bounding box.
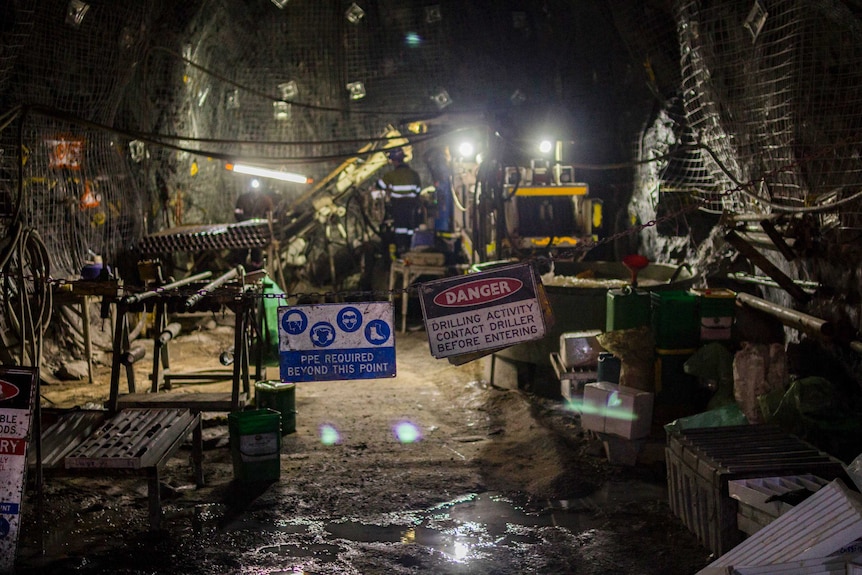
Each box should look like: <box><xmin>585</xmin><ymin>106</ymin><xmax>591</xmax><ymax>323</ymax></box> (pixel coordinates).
<box><xmin>255</xmin><ymin>380</ymin><xmax>296</xmax><ymax>435</ymax></box>
<box><xmin>228</xmin><ymin>408</ymin><xmax>282</xmax><ymax>482</ymax></box>
<box><xmin>651</xmin><ymin>290</ymin><xmax>699</xmax><ymax>349</ymax></box>
<box><xmin>690</xmin><ymin>288</ymin><xmax>736</xmax><ymax>341</ymax></box>
<box><xmin>606</xmin><ymin>288</ymin><xmax>651</xmax><ymax>332</ymax></box>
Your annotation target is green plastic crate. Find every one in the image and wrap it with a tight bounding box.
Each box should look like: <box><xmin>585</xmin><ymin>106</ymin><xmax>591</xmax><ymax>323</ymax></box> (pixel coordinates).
<box><xmin>606</xmin><ymin>288</ymin><xmax>651</xmax><ymax>332</ymax></box>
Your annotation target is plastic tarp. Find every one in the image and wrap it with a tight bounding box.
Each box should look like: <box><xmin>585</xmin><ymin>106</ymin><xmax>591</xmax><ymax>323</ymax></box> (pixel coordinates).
<box><xmin>684</xmin><ymin>342</ymin><xmax>735</xmax><ymax>410</ymax></box>
<box><xmin>761</xmin><ymin>376</ymin><xmax>862</xmax><ymax>460</ymax></box>
<box><xmin>664</xmin><ymin>403</ymin><xmax>749</xmax><ymax>434</ymax></box>
<box><xmin>262</xmin><ymin>279</ymin><xmax>284</xmax><ymax>366</ymax></box>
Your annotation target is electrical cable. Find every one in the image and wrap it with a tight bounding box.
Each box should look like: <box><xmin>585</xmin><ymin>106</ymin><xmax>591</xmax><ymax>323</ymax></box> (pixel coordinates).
<box><xmin>769</xmin><ymin>188</ymin><xmax>862</xmax><ymax>213</ymax></box>
<box><xmin>485</xmin><ymin>111</ymin><xmax>861</xmax><ymax>218</ymax></box>
<box><xmin>0</xmin><ymin>105</ymin><xmax>23</xmax><ymax>133</ymax></box>
<box><xmin>22</xmin><ymin>103</ymin><xmax>472</xmax><ymax>166</ymax></box>
<box><xmin>0</xmin><ymin>220</ymin><xmax>23</xmax><ymax>271</ymax></box>
<box><xmin>692</xmin><ymin>138</ymin><xmax>862</xmax><ymax>214</ymax></box>
<box><xmin>13</xmin><ymin>107</ymin><xmax>27</xmax><ymax>227</ymax></box>
<box><xmin>450</xmin><ymin>183</ymin><xmax>468</xmax><ymax>212</ymax></box>
<box><xmin>0</xmin><ymin>107</ymin><xmax>53</xmax><ymax>364</ymax></box>
<box><xmin>350</xmin><ymin>189</ymin><xmax>382</xmax><ymax>239</ymax></box>
<box><xmin>3</xmin><ymin>227</ymin><xmax>53</xmax><ymax>359</ymax></box>
<box><xmin>492</xmin><ymin>130</ymin><xmax>701</xmax><ymax>170</ymax></box>
<box><xmin>130</xmin><ymin>131</ymin><xmax>437</xmax><ymax>148</ymax></box>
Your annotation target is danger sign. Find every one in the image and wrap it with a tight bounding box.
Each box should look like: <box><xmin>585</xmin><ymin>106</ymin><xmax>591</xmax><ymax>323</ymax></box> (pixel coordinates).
<box><xmin>433</xmin><ymin>277</ymin><xmax>522</xmax><ymax>307</ymax></box>
<box><xmin>419</xmin><ymin>262</ymin><xmax>547</xmax><ymax>359</ymax></box>
<box><xmin>0</xmin><ymin>366</ymin><xmax>37</xmax><ymax>572</ymax></box>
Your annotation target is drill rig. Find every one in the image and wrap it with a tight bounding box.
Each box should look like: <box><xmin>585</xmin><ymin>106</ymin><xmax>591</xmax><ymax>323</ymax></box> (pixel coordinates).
<box><xmin>464</xmin><ymin>147</ymin><xmax>602</xmax><ymax>263</ymax></box>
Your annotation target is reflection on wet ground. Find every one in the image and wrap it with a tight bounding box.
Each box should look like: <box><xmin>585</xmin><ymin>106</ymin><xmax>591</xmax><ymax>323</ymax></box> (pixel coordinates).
<box><xmin>16</xmin><ymin>476</ymin><xmax>675</xmax><ymax>574</ymax></box>
<box><xmin>219</xmin><ymin>483</ymin><xmax>667</xmax><ymax>574</ymax></box>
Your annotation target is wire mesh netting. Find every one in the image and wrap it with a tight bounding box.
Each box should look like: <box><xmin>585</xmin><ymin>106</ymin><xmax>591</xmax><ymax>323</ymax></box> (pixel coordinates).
<box><xmin>613</xmin><ymin>0</ymin><xmax>862</xmax><ymax>234</ymax></box>
<box><xmin>7</xmin><ymin>0</ymin><xmax>862</xmax><ymax>281</ymax></box>
<box><xmin>2</xmin><ymin>0</ymin><xmax>594</xmax><ymax>280</ymax></box>
<box><xmin>0</xmin><ymin>0</ymin><xmax>158</xmax><ymax>278</ymax></box>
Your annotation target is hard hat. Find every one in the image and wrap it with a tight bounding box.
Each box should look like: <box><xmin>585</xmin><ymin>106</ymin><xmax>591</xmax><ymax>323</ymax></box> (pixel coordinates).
<box><xmin>386</xmin><ymin>148</ymin><xmax>406</xmax><ymax>162</ymax></box>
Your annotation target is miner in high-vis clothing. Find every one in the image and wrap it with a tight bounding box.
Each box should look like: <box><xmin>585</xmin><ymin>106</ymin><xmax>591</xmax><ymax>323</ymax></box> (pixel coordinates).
<box><xmin>377</xmin><ymin>147</ymin><xmax>422</xmax><ymax>258</ymax></box>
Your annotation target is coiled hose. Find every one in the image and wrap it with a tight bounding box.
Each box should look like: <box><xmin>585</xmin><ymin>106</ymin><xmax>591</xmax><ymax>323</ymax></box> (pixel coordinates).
<box><xmin>0</xmin><ymin>222</ymin><xmax>53</xmax><ymax>366</ymax></box>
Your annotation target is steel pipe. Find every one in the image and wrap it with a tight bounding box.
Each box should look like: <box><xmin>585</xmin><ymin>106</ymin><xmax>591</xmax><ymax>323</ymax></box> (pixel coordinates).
<box><xmin>727</xmin><ymin>272</ymin><xmax>819</xmax><ymax>293</ymax></box>
<box><xmin>736</xmin><ymin>231</ymin><xmax>796</xmax><ymax>250</ymax></box>
<box><xmin>184</xmin><ymin>266</ymin><xmax>243</xmax><ymax>310</ymax></box>
<box><xmin>219</xmin><ymin>348</ymin><xmax>234</xmax><ymax>366</ymax></box>
<box><xmin>157</xmin><ymin>322</ymin><xmax>183</xmax><ymax>345</ymax></box>
<box><xmin>124</xmin><ymin>271</ymin><xmax>213</xmax><ymax>304</ymax></box>
<box><xmin>120</xmin><ymin>345</ymin><xmax>147</xmax><ymax>366</ymax></box>
<box><xmin>725</xmin><ymin>230</ymin><xmax>810</xmax><ymax>303</ymax></box>
<box><xmin>736</xmin><ymin>292</ymin><xmax>833</xmax><ymax>338</ymax></box>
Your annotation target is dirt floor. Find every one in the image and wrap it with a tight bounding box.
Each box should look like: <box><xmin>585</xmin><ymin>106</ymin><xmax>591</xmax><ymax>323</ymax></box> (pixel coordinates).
<box><xmin>13</xmin><ymin>310</ymin><xmax>714</xmax><ymax>574</ymax></box>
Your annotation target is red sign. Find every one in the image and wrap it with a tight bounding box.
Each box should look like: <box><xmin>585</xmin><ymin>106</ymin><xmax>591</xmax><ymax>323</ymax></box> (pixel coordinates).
<box><xmin>0</xmin><ymin>439</ymin><xmax>25</xmax><ymax>456</ymax></box>
<box><xmin>432</xmin><ymin>277</ymin><xmax>523</xmax><ymax>308</ymax></box>
<box><xmin>0</xmin><ymin>381</ymin><xmax>19</xmax><ymax>402</ymax></box>
<box><xmin>0</xmin><ymin>366</ymin><xmax>36</xmax><ymax>572</ymax></box>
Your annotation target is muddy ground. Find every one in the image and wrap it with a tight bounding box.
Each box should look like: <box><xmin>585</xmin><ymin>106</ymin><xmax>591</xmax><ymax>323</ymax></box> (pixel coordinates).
<box><xmin>14</xmin><ymin>311</ymin><xmax>713</xmax><ymax>574</ymax></box>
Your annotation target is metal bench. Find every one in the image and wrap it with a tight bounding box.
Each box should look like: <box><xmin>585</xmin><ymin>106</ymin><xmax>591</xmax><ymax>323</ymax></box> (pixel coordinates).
<box><xmin>35</xmin><ymin>408</ymin><xmax>203</xmax><ymax>530</ymax></box>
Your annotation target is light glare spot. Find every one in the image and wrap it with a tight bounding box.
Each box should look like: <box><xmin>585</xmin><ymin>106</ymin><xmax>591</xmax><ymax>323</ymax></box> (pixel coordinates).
<box><xmin>319</xmin><ymin>423</ymin><xmax>341</xmax><ymax>445</ymax></box>
<box><xmin>400</xmin><ymin>527</ymin><xmax>416</xmax><ymax>544</ymax></box>
<box><xmin>393</xmin><ymin>421</ymin><xmax>421</xmax><ymax>443</ymax></box>
<box><xmin>452</xmin><ymin>541</ymin><xmax>470</xmax><ymax>561</ymax></box>
<box><xmin>405</xmin><ymin>32</ymin><xmax>421</xmax><ymax>47</ymax></box>
<box><xmin>566</xmin><ymin>399</ymin><xmax>638</xmax><ymax>422</ymax></box>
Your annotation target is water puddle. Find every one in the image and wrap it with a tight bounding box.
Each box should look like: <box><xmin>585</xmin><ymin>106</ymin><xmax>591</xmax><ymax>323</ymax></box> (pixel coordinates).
<box><xmin>256</xmin><ymin>542</ymin><xmax>341</xmax><ymax>558</ymax></box>
<box><xmin>238</xmin><ymin>481</ymin><xmax>666</xmax><ymax>571</ymax></box>
<box><xmin>17</xmin><ymin>480</ymin><xmax>669</xmax><ymax>574</ymax></box>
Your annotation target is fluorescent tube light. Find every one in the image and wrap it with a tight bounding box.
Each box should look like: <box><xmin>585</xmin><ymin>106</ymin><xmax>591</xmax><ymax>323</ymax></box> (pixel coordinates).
<box><xmin>226</xmin><ymin>163</ymin><xmax>310</xmax><ymax>184</ymax></box>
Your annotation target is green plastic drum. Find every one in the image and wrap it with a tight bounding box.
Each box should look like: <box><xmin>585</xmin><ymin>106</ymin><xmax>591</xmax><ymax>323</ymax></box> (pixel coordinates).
<box><xmin>255</xmin><ymin>381</ymin><xmax>297</xmax><ymax>435</ymax></box>
<box><xmin>228</xmin><ymin>408</ymin><xmax>281</xmax><ymax>482</ymax></box>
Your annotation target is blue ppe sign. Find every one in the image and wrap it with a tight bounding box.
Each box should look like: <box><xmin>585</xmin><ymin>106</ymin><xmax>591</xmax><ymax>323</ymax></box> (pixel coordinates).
<box><xmin>278</xmin><ymin>302</ymin><xmax>396</xmax><ymax>382</ymax></box>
